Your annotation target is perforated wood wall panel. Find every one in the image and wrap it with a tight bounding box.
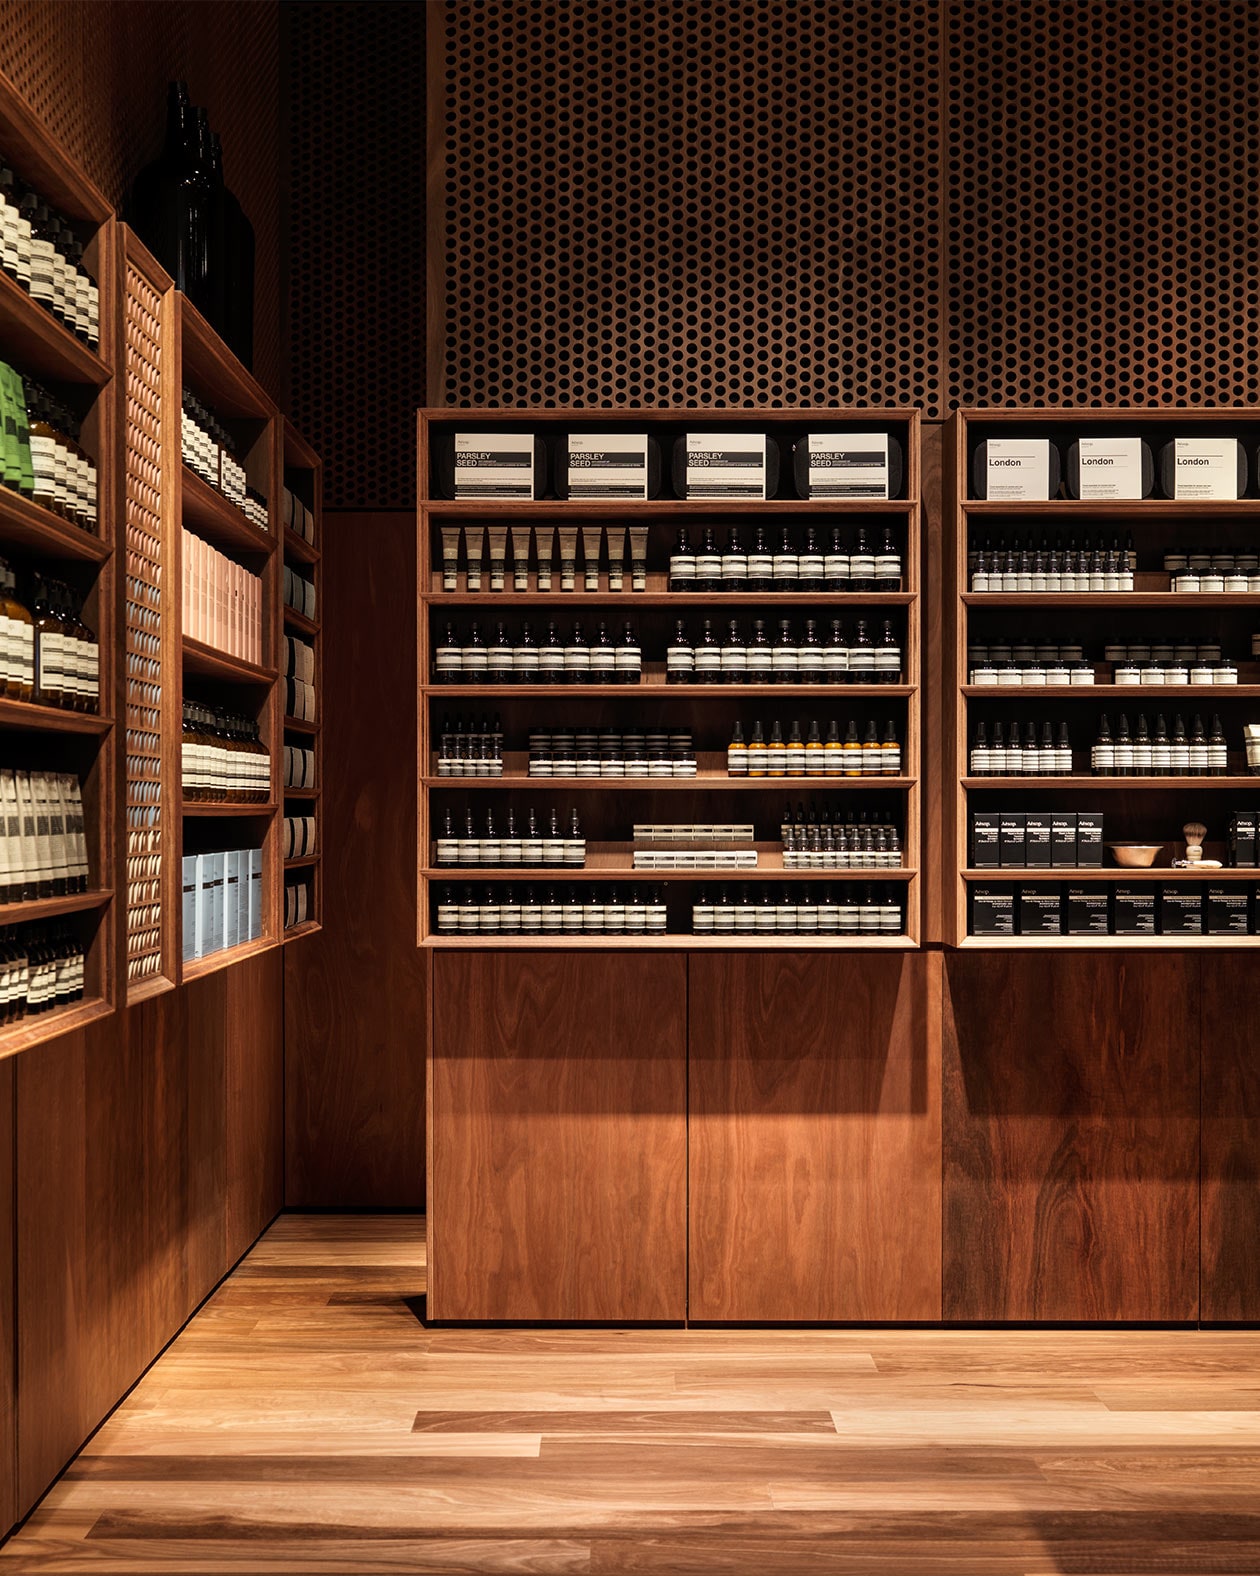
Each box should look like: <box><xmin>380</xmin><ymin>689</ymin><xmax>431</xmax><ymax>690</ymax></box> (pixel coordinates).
<box><xmin>437</xmin><ymin>0</ymin><xmax>942</xmax><ymax>416</ymax></box>
<box><xmin>0</xmin><ymin>0</ymin><xmax>282</xmax><ymax>401</ymax></box>
<box><xmin>120</xmin><ymin>257</ymin><xmax>169</xmax><ymax>993</ymax></box>
<box><xmin>944</xmin><ymin>0</ymin><xmax>1260</xmax><ymax>410</ymax></box>
<box><xmin>286</xmin><ymin>2</ymin><xmax>429</xmax><ymax>509</ymax></box>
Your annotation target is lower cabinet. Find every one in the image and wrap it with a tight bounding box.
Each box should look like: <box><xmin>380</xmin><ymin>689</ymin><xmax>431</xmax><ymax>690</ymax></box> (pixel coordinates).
<box><xmin>430</xmin><ymin>950</ymin><xmax>687</xmax><ymax>1321</ymax></box>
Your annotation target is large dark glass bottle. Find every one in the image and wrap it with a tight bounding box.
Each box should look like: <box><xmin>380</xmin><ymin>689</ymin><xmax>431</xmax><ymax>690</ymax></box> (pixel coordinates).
<box><xmin>128</xmin><ymin>82</ymin><xmax>210</xmax><ymax>301</ymax></box>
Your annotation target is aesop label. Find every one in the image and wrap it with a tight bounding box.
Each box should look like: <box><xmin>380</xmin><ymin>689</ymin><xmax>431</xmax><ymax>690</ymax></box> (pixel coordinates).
<box><xmin>685</xmin><ymin>432</ymin><xmax>767</xmax><ymax>498</ymax></box>
<box><xmin>808</xmin><ymin>432</ymin><xmax>889</xmax><ymax>498</ymax></box>
<box><xmin>567</xmin><ymin>433</ymin><xmax>648</xmax><ymax>498</ymax></box>
<box><xmin>1077</xmin><ymin>436</ymin><xmax>1143</xmax><ymax>499</ymax></box>
<box><xmin>453</xmin><ymin>432</ymin><xmax>535</xmax><ymax>499</ymax></box>
<box><xmin>984</xmin><ymin>438</ymin><xmax>1049</xmax><ymax>500</ymax></box>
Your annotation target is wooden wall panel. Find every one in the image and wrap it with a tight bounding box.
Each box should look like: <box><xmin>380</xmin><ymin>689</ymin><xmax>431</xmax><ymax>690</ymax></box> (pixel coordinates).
<box><xmin>943</xmin><ymin>953</ymin><xmax>1201</xmax><ymax>1323</ymax></box>
<box><xmin>430</xmin><ymin>951</ymin><xmax>687</xmax><ymax>1323</ymax></box>
<box><xmin>285</xmin><ymin>512</ymin><xmax>426</xmax><ymax>1208</ymax></box>
<box><xmin>225</xmin><ymin>952</ymin><xmax>284</xmax><ymax>1264</ymax></box>
<box><xmin>15</xmin><ymin>1019</ymin><xmax>148</xmax><ymax>1515</ymax></box>
<box><xmin>689</xmin><ymin>952</ymin><xmax>941</xmax><ymax>1323</ymax></box>
<box><xmin>136</xmin><ymin>987</ymin><xmax>192</xmax><ymax>1353</ymax></box>
<box><xmin>1202</xmin><ymin>955</ymin><xmax>1260</xmax><ymax>1322</ymax></box>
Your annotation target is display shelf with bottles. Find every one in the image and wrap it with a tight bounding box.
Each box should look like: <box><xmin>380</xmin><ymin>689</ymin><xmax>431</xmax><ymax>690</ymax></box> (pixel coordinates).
<box><xmin>174</xmin><ymin>293</ymin><xmax>280</xmax><ymax>980</ymax></box>
<box><xmin>281</xmin><ymin>418</ymin><xmax>321</xmax><ymax>939</ymax></box>
<box><xmin>948</xmin><ymin>408</ymin><xmax>1260</xmax><ymax>947</ymax></box>
<box><xmin>418</xmin><ymin>408</ymin><xmax>921</xmax><ymax>948</ymax></box>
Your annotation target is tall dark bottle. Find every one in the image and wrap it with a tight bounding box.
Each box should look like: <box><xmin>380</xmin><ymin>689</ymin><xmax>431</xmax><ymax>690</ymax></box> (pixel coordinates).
<box><xmin>210</xmin><ymin>132</ymin><xmax>255</xmax><ymax>369</ymax></box>
<box><xmin>128</xmin><ymin>82</ymin><xmax>211</xmax><ymax>301</ymax></box>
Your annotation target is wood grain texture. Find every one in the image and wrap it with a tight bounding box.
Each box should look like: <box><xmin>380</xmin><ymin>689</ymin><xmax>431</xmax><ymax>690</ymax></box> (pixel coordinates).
<box><xmin>285</xmin><ymin>512</ymin><xmax>426</xmax><ymax>1207</ymax></box>
<box><xmin>430</xmin><ymin>952</ymin><xmax>686</xmax><ymax>1322</ymax></box>
<box><xmin>1201</xmin><ymin>954</ymin><xmax>1260</xmax><ymax>1322</ymax></box>
<box><xmin>15</xmin><ymin>1019</ymin><xmax>148</xmax><ymax>1516</ymax></box>
<box><xmin>8</xmin><ymin>1216</ymin><xmax>1260</xmax><ymax>1572</ymax></box>
<box><xmin>224</xmin><ymin>950</ymin><xmax>284</xmax><ymax>1264</ymax></box>
<box><xmin>689</xmin><ymin>951</ymin><xmax>941</xmax><ymax>1323</ymax></box>
<box><xmin>943</xmin><ymin>952</ymin><xmax>1201</xmax><ymax>1322</ymax></box>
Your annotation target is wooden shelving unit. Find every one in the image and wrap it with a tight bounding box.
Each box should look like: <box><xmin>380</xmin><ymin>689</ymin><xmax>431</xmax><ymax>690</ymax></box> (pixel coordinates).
<box><xmin>418</xmin><ymin>407</ymin><xmax>922</xmax><ymax>948</ymax></box>
<box><xmin>0</xmin><ymin>73</ymin><xmax>118</xmax><ymax>1050</ymax></box>
<box><xmin>174</xmin><ymin>295</ymin><xmax>282</xmax><ymax>978</ymax></box>
<box><xmin>280</xmin><ymin>419</ymin><xmax>322</xmax><ymax>940</ymax></box>
<box><xmin>947</xmin><ymin>408</ymin><xmax>1260</xmax><ymax>947</ymax></box>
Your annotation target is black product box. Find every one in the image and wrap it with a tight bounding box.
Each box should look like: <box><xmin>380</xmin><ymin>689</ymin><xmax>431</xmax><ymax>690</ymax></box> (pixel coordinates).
<box><xmin>970</xmin><ymin>811</ymin><xmax>1001</xmax><ymax>869</ymax></box>
<box><xmin>1076</xmin><ymin>813</ymin><xmax>1104</xmax><ymax>867</ymax></box>
<box><xmin>999</xmin><ymin>813</ymin><xmax>1027</xmax><ymax>869</ymax></box>
<box><xmin>1230</xmin><ymin>811</ymin><xmax>1257</xmax><ymax>868</ymax></box>
<box><xmin>1066</xmin><ymin>887</ymin><xmax>1111</xmax><ymax>935</ymax></box>
<box><xmin>1025</xmin><ymin>813</ymin><xmax>1053</xmax><ymax>868</ymax></box>
<box><xmin>1113</xmin><ymin>884</ymin><xmax>1156</xmax><ymax>935</ymax></box>
<box><xmin>1051</xmin><ymin>814</ymin><xmax>1078</xmax><ymax>868</ymax></box>
<box><xmin>1018</xmin><ymin>885</ymin><xmax>1062</xmax><ymax>934</ymax></box>
<box><xmin>1159</xmin><ymin>885</ymin><xmax>1203</xmax><ymax>936</ymax></box>
<box><xmin>971</xmin><ymin>885</ymin><xmax>1015</xmax><ymax>936</ymax></box>
<box><xmin>1206</xmin><ymin>885</ymin><xmax>1252</xmax><ymax>936</ymax></box>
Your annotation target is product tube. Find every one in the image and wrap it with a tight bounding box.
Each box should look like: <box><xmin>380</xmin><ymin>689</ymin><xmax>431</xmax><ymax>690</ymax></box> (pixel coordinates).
<box><xmin>536</xmin><ymin>526</ymin><xmax>555</xmax><ymax>592</ymax></box>
<box><xmin>582</xmin><ymin>525</ymin><xmax>603</xmax><ymax>591</ymax></box>
<box><xmin>487</xmin><ymin>526</ymin><xmax>508</xmax><ymax>593</ymax></box>
<box><xmin>558</xmin><ymin>526</ymin><xmax>579</xmax><ymax>592</ymax></box>
<box><xmin>509</xmin><ymin>524</ymin><xmax>531</xmax><ymax>591</ymax></box>
<box><xmin>464</xmin><ymin>525</ymin><xmax>485</xmax><ymax>592</ymax></box>
<box><xmin>606</xmin><ymin>526</ymin><xmax>627</xmax><ymax>592</ymax></box>
<box><xmin>629</xmin><ymin>526</ymin><xmax>649</xmax><ymax>593</ymax></box>
<box><xmin>440</xmin><ymin>526</ymin><xmax>461</xmax><ymax>592</ymax></box>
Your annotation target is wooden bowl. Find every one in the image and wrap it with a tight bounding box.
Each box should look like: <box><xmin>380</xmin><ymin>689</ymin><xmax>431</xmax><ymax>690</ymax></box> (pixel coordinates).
<box><xmin>1105</xmin><ymin>842</ymin><xmax>1167</xmax><ymax>868</ymax></box>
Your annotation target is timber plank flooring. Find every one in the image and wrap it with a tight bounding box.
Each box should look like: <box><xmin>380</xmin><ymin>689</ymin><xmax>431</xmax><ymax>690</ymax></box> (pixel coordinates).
<box><xmin>6</xmin><ymin>1219</ymin><xmax>1260</xmax><ymax>1572</ymax></box>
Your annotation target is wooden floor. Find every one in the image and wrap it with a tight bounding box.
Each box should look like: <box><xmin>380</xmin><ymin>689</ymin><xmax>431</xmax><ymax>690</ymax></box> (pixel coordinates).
<box><xmin>6</xmin><ymin>1217</ymin><xmax>1260</xmax><ymax>1573</ymax></box>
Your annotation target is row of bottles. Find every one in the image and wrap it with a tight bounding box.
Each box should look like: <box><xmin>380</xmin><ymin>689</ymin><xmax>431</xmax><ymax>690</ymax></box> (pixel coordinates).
<box><xmin>435</xmin><ymin>714</ymin><xmax>504</xmax><ymax>776</ymax></box>
<box><xmin>1167</xmin><ymin>552</ymin><xmax>1260</xmax><ymax>594</ymax></box>
<box><xmin>669</xmin><ymin>524</ymin><xmax>902</xmax><ymax>591</ymax></box>
<box><xmin>0</xmin><ymin>923</ymin><xmax>86</xmax><ymax>1019</ymax></box>
<box><xmin>434</xmin><ymin>806</ymin><xmax>585</xmax><ymax>867</ymax></box>
<box><xmin>0</xmin><ymin>364</ymin><xmax>98</xmax><ymax>531</ymax></box>
<box><xmin>528</xmin><ymin>729</ymin><xmax>696</xmax><ymax>778</ymax></box>
<box><xmin>693</xmin><ymin>884</ymin><xmax>904</xmax><ymax>935</ymax></box>
<box><xmin>436</xmin><ymin>884</ymin><xmax>669</xmax><ymax>934</ymax></box>
<box><xmin>8</xmin><ymin>572</ymin><xmax>100</xmax><ymax>711</ymax></box>
<box><xmin>181</xmin><ymin>703</ymin><xmax>270</xmax><ymax>801</ymax></box>
<box><xmin>434</xmin><ymin>621</ymin><xmax>641</xmax><ymax>684</ymax></box>
<box><xmin>729</xmin><ymin>719</ymin><xmax>901</xmax><ymax>776</ymax></box>
<box><xmin>1091</xmin><ymin>713</ymin><xmax>1230</xmax><ymax>776</ymax></box>
<box><xmin>129</xmin><ymin>83</ymin><xmax>255</xmax><ymax>368</ymax></box>
<box><xmin>778</xmin><ymin>804</ymin><xmax>903</xmax><ymax>869</ymax></box>
<box><xmin>968</xmin><ymin>721</ymin><xmax>1074</xmax><ymax>775</ymax></box>
<box><xmin>0</xmin><ymin>165</ymin><xmax>100</xmax><ymax>346</ymax></box>
<box><xmin>969</xmin><ymin>533</ymin><xmax>1136</xmax><ymax>592</ymax></box>
<box><xmin>667</xmin><ymin>618</ymin><xmax>902</xmax><ymax>684</ymax></box>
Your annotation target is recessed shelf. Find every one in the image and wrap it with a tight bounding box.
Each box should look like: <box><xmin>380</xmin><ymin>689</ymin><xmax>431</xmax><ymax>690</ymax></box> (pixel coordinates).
<box><xmin>0</xmin><ymin>997</ymin><xmax>113</xmax><ymax>1062</ymax></box>
<box><xmin>424</xmin><ymin>855</ymin><xmax>915</xmax><ymax>882</ymax></box>
<box><xmin>181</xmin><ymin>466</ymin><xmax>275</xmax><ymax>558</ymax></box>
<box><xmin>179</xmin><ymin>296</ymin><xmax>275</xmax><ymax>421</ymax></box>
<box><xmin>0</xmin><ymin>487</ymin><xmax>110</xmax><ymax>563</ymax></box>
<box><xmin>182</xmin><ymin>636</ymin><xmax>277</xmax><ymax>686</ymax></box>
<box><xmin>961</xmin><ymin>868</ymin><xmax>1255</xmax><ymax>882</ymax></box>
<box><xmin>283</xmin><ymin>919</ymin><xmax>322</xmax><ymax>942</ymax></box>
<box><xmin>284</xmin><ymin>526</ymin><xmax>319</xmax><ymax>564</ymax></box>
<box><xmin>422</xmin><ymin>934</ymin><xmax>916</xmax><ymax>950</ymax></box>
<box><xmin>283</xmin><ymin>605</ymin><xmax>319</xmax><ymax>636</ymax></box>
<box><xmin>956</xmin><ymin>935</ymin><xmax>1260</xmax><ymax>950</ymax></box>
<box><xmin>0</xmin><ymin>698</ymin><xmax>110</xmax><ymax>735</ymax></box>
<box><xmin>423</xmin><ymin>499</ymin><xmax>916</xmax><ymax>517</ymax></box>
<box><xmin>964</xmin><ymin>498</ymin><xmax>1260</xmax><ymax>518</ymax></box>
<box><xmin>181</xmin><ymin>935</ymin><xmax>278</xmax><ymax>983</ymax></box>
<box><xmin>182</xmin><ymin>800</ymin><xmax>277</xmax><ymax>817</ymax></box>
<box><xmin>0</xmin><ymin>889</ymin><xmax>112</xmax><ymax>923</ymax></box>
<box><xmin>426</xmin><ymin>591</ymin><xmax>914</xmax><ymax>607</ymax></box>
<box><xmin>0</xmin><ymin>269</ymin><xmax>110</xmax><ymax>387</ymax></box>
<box><xmin>423</xmin><ymin>683</ymin><xmax>916</xmax><ymax>698</ymax></box>
<box><xmin>963</xmin><ymin>685</ymin><xmax>1260</xmax><ymax>699</ymax></box>
<box><xmin>284</xmin><ymin>854</ymin><xmax>319</xmax><ymax>869</ymax></box>
<box><xmin>283</xmin><ymin>716</ymin><xmax>320</xmax><ymax>735</ymax></box>
<box><xmin>963</xmin><ymin>592</ymin><xmax>1260</xmax><ymax>607</ymax></box>
<box><xmin>963</xmin><ymin>776</ymin><xmax>1258</xmax><ymax>789</ymax></box>
<box><xmin>423</xmin><ymin>774</ymin><xmax>916</xmax><ymax>791</ymax></box>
